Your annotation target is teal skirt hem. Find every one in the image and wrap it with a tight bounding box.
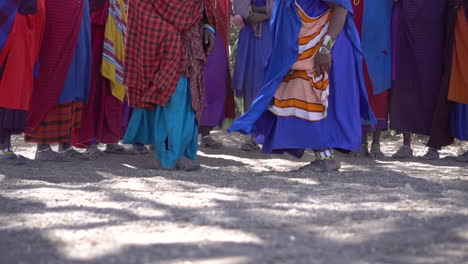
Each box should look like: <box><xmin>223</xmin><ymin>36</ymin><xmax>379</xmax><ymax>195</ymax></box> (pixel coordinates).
<box><xmin>123</xmin><ymin>78</ymin><xmax>198</xmax><ymax>169</ymax></box>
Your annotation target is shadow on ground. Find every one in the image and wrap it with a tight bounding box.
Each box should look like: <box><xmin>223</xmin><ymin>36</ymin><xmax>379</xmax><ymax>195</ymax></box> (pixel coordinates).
<box><xmin>0</xmin><ymin>132</ymin><xmax>468</xmax><ymax>264</ymax></box>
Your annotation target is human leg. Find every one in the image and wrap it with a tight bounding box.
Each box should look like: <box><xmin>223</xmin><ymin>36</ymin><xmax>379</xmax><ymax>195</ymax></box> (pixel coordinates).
<box><xmin>392</xmin><ymin>132</ymin><xmax>414</xmax><ymax>158</ymax></box>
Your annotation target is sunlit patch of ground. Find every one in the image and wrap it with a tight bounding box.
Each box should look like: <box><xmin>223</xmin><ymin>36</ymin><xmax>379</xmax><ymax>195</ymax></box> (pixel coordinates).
<box><xmin>0</xmin><ymin>132</ymin><xmax>467</xmax><ymax>264</ymax></box>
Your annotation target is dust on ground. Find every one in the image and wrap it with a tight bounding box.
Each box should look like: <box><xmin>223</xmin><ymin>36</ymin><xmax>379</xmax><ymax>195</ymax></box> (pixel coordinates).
<box><xmin>1</xmin><ymin>131</ymin><xmax>467</xmax><ymax>264</ymax></box>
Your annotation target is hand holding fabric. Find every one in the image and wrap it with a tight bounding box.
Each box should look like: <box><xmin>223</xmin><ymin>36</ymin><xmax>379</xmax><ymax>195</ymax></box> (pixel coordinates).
<box><xmin>203</xmin><ymin>27</ymin><xmax>215</xmax><ymax>53</ymax></box>
<box><xmin>233</xmin><ymin>14</ymin><xmax>246</xmax><ymax>29</ymax></box>
<box><xmin>314</xmin><ymin>53</ymin><xmax>332</xmax><ymax>75</ymax></box>
<box><xmin>246</xmin><ymin>12</ymin><xmax>268</xmax><ymax>24</ymax></box>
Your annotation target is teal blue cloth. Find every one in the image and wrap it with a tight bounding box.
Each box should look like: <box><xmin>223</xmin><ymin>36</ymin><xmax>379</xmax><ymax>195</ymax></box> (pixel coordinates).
<box><xmin>123</xmin><ymin>78</ymin><xmax>198</xmax><ymax>169</ymax></box>
<box><xmin>362</xmin><ymin>0</ymin><xmax>392</xmax><ymax>94</ymax></box>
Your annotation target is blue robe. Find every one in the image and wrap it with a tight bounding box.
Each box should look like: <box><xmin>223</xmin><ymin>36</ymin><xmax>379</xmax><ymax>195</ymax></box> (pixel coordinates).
<box><xmin>229</xmin><ymin>0</ymin><xmax>375</xmax><ymax>156</ymax></box>
<box><xmin>0</xmin><ymin>0</ymin><xmax>19</xmax><ymax>53</ymax></box>
<box><xmin>232</xmin><ymin>0</ymin><xmax>273</xmax><ymax>110</ymax></box>
<box><xmin>58</xmin><ymin>0</ymin><xmax>92</xmax><ymax>104</ymax></box>
<box><xmin>362</xmin><ymin>0</ymin><xmax>392</xmax><ymax>94</ymax></box>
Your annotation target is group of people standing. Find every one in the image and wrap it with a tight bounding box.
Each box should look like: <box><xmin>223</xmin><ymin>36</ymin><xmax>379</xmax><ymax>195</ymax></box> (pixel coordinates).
<box><xmin>0</xmin><ymin>0</ymin><xmax>467</xmax><ymax>172</ymax></box>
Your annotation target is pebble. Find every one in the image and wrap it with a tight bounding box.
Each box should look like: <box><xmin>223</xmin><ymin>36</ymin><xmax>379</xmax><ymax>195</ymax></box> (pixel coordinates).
<box><xmin>404</xmin><ymin>183</ymin><xmax>415</xmax><ymax>192</ymax></box>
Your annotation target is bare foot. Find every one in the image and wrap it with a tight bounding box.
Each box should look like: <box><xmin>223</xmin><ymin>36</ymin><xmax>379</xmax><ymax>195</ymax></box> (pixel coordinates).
<box><xmin>392</xmin><ymin>145</ymin><xmax>413</xmax><ymax>159</ymax></box>
<box><xmin>201</xmin><ymin>136</ymin><xmax>223</xmax><ymax>149</ymax></box>
<box><xmin>61</xmin><ymin>148</ymin><xmax>89</xmax><ymax>161</ymax></box>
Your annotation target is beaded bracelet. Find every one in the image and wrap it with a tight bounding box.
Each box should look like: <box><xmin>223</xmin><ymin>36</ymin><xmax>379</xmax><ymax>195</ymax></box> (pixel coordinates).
<box><xmin>0</xmin><ymin>147</ymin><xmax>13</xmax><ymax>155</ymax></box>
<box><xmin>314</xmin><ymin>149</ymin><xmax>335</xmax><ymax>160</ymax></box>
<box><xmin>316</xmin><ymin>154</ymin><xmax>336</xmax><ymax>161</ymax></box>
<box><xmin>204</xmin><ymin>24</ymin><xmax>215</xmax><ymax>35</ymax></box>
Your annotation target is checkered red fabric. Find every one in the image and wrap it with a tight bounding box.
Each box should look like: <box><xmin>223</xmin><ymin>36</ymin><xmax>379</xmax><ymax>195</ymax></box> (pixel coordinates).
<box><xmin>124</xmin><ymin>0</ymin><xmax>216</xmax><ymax>115</ymax></box>
<box><xmin>25</xmin><ymin>101</ymin><xmax>83</xmax><ymax>144</ymax></box>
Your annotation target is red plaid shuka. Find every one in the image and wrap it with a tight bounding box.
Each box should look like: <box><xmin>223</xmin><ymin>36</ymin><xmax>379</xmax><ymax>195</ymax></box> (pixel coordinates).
<box><xmin>25</xmin><ymin>101</ymin><xmax>83</xmax><ymax>144</ymax></box>
<box><xmin>124</xmin><ymin>0</ymin><xmax>216</xmax><ymax>119</ymax></box>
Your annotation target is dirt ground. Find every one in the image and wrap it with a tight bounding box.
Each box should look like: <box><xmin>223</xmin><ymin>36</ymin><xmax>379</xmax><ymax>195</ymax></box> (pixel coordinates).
<box><xmin>0</xmin><ymin>131</ymin><xmax>467</xmax><ymax>264</ymax></box>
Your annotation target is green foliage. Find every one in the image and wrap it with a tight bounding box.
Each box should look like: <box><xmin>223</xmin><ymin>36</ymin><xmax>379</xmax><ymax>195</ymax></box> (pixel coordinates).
<box><xmin>229</xmin><ymin>21</ymin><xmax>244</xmax><ymax>116</ymax></box>
<box><xmin>229</xmin><ymin>21</ymin><xmax>240</xmax><ymax>74</ymax></box>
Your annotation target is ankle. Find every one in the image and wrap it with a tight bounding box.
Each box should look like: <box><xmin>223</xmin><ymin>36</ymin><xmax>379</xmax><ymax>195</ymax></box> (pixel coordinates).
<box><xmin>87</xmin><ymin>144</ymin><xmax>99</xmax><ymax>150</ymax></box>
<box><xmin>59</xmin><ymin>143</ymin><xmax>72</xmax><ymax>152</ymax></box>
<box><xmin>314</xmin><ymin>149</ymin><xmax>335</xmax><ymax>161</ymax></box>
<box><xmin>0</xmin><ymin>147</ymin><xmax>13</xmax><ymax>155</ymax></box>
<box><xmin>428</xmin><ymin>147</ymin><xmax>438</xmax><ymax>152</ymax></box>
<box><xmin>37</xmin><ymin>144</ymin><xmax>51</xmax><ymax>151</ymax></box>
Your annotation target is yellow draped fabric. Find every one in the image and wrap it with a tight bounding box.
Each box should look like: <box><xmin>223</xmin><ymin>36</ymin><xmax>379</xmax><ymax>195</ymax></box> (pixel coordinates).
<box><xmin>102</xmin><ymin>0</ymin><xmax>127</xmax><ymax>102</ymax></box>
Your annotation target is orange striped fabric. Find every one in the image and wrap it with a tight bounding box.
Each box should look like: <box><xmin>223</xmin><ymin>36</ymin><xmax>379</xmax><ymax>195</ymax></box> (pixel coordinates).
<box><xmin>283</xmin><ymin>71</ymin><xmax>330</xmax><ymax>90</ymax></box>
<box><xmin>273</xmin><ymin>98</ymin><xmax>326</xmax><ymax>112</ymax></box>
<box><xmin>269</xmin><ymin>6</ymin><xmax>332</xmax><ymax>122</ymax></box>
<box><xmin>25</xmin><ymin>101</ymin><xmax>83</xmax><ymax>144</ymax></box>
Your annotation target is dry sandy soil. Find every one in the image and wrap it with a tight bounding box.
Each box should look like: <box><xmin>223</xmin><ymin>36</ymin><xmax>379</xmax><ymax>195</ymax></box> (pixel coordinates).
<box><xmin>0</xmin><ymin>131</ymin><xmax>467</xmax><ymax>264</ymax></box>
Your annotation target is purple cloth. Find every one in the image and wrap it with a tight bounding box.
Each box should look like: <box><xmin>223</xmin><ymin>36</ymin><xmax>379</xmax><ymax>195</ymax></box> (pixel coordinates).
<box><xmin>121</xmin><ymin>102</ymin><xmax>132</xmax><ymax>133</ymax></box>
<box><xmin>19</xmin><ymin>0</ymin><xmax>37</xmax><ymax>14</ymax></box>
<box><xmin>0</xmin><ymin>107</ymin><xmax>27</xmax><ymax>144</ymax></box>
<box><xmin>201</xmin><ymin>34</ymin><xmax>228</xmax><ymax>127</ymax></box>
<box><xmin>390</xmin><ymin>0</ymin><xmax>447</xmax><ymax>135</ymax></box>
<box><xmin>391</xmin><ymin>4</ymin><xmax>399</xmax><ymax>81</ymax></box>
<box><xmin>362</xmin><ymin>120</ymin><xmax>388</xmax><ymax>134</ymax></box>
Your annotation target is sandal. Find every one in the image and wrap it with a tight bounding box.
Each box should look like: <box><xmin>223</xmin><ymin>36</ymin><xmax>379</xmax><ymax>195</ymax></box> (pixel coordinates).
<box><xmin>392</xmin><ymin>145</ymin><xmax>413</xmax><ymax>159</ymax></box>
<box><xmin>352</xmin><ymin>144</ymin><xmax>369</xmax><ymax>157</ymax></box>
<box><xmin>201</xmin><ymin>135</ymin><xmax>223</xmax><ymax>149</ymax></box>
<box><xmin>35</xmin><ymin>148</ymin><xmax>72</xmax><ymax>162</ymax></box>
<box><xmin>84</xmin><ymin>145</ymin><xmax>104</xmax><ymax>160</ymax></box>
<box><xmin>61</xmin><ymin>148</ymin><xmax>89</xmax><ymax>161</ymax></box>
<box><xmin>176</xmin><ymin>157</ymin><xmax>201</xmax><ymax>171</ymax></box>
<box><xmin>131</xmin><ymin>144</ymin><xmax>149</xmax><ymax>155</ymax></box>
<box><xmin>151</xmin><ymin>159</ymin><xmax>164</xmax><ymax>170</ymax></box>
<box><xmin>422</xmin><ymin>148</ymin><xmax>439</xmax><ymax>160</ymax></box>
<box><xmin>0</xmin><ymin>149</ymin><xmax>27</xmax><ymax>166</ymax></box>
<box><xmin>299</xmin><ymin>159</ymin><xmax>341</xmax><ymax>173</ymax></box>
<box><xmin>241</xmin><ymin>139</ymin><xmax>260</xmax><ymax>151</ymax></box>
<box><xmin>455</xmin><ymin>151</ymin><xmax>468</xmax><ymax>163</ymax></box>
<box><xmin>105</xmin><ymin>144</ymin><xmax>132</xmax><ymax>155</ymax></box>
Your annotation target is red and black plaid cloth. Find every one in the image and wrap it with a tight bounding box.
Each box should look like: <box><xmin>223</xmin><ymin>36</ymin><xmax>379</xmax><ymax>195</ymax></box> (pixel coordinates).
<box><xmin>25</xmin><ymin>101</ymin><xmax>83</xmax><ymax>144</ymax></box>
<box><xmin>124</xmin><ymin>0</ymin><xmax>216</xmax><ymax>120</ymax></box>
